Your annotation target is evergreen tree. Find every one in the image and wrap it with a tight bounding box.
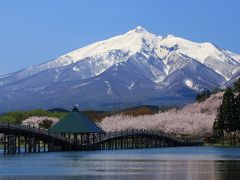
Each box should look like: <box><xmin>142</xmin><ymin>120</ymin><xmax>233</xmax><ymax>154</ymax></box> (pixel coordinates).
<box><xmin>233</xmin><ymin>78</ymin><xmax>240</xmax><ymax>93</ymax></box>
<box><xmin>233</xmin><ymin>79</ymin><xmax>240</xmax><ymax>133</ymax></box>
<box><xmin>221</xmin><ymin>88</ymin><xmax>236</xmax><ymax>144</ymax></box>
<box><xmin>212</xmin><ymin>78</ymin><xmax>240</xmax><ymax>145</ymax></box>
<box><xmin>213</xmin><ymin>106</ymin><xmax>224</xmax><ymax>144</ymax></box>
<box><xmin>196</xmin><ymin>90</ymin><xmax>211</xmax><ymax>102</ymax></box>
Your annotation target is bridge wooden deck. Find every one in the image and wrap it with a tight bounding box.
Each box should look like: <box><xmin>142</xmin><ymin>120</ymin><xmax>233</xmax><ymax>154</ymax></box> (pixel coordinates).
<box><xmin>0</xmin><ymin>122</ymin><xmax>203</xmax><ymax>154</ymax></box>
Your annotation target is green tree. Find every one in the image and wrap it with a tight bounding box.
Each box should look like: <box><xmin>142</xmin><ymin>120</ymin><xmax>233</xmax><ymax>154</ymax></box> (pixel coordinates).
<box><xmin>221</xmin><ymin>88</ymin><xmax>237</xmax><ymax>144</ymax></box>
<box><xmin>213</xmin><ymin>106</ymin><xmax>224</xmax><ymax>144</ymax></box>
<box><xmin>233</xmin><ymin>79</ymin><xmax>240</xmax><ymax>136</ymax></box>
<box><xmin>196</xmin><ymin>90</ymin><xmax>211</xmax><ymax>102</ymax></box>
<box><xmin>212</xmin><ymin>79</ymin><xmax>240</xmax><ymax>146</ymax></box>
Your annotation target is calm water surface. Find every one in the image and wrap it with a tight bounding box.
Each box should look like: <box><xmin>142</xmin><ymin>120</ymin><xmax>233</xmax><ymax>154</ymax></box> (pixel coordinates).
<box><xmin>0</xmin><ymin>147</ymin><xmax>240</xmax><ymax>180</ymax></box>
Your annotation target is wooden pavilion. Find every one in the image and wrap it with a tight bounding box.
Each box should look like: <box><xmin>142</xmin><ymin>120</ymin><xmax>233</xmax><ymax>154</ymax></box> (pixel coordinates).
<box><xmin>49</xmin><ymin>107</ymin><xmax>105</xmax><ymax>148</ymax></box>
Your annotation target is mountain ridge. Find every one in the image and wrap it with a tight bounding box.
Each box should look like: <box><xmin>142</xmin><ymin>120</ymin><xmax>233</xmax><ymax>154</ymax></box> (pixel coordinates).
<box><xmin>0</xmin><ymin>26</ymin><xmax>239</xmax><ymax>113</ymax></box>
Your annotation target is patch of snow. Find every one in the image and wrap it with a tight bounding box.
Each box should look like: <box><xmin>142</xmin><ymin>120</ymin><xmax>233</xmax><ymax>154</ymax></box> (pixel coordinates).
<box><xmin>73</xmin><ymin>66</ymin><xmax>80</xmax><ymax>71</ymax></box>
<box><xmin>184</xmin><ymin>79</ymin><xmax>199</xmax><ymax>91</ymax></box>
<box><xmin>54</xmin><ymin>69</ymin><xmax>60</xmax><ymax>81</ymax></box>
<box><xmin>0</xmin><ymin>74</ymin><xmax>11</xmax><ymax>79</ymax></box>
<box><xmin>214</xmin><ymin>69</ymin><xmax>230</xmax><ymax>81</ymax></box>
<box><xmin>128</xmin><ymin>81</ymin><xmax>136</xmax><ymax>90</ymax></box>
<box><xmin>185</xmin><ymin>79</ymin><xmax>193</xmax><ymax>87</ymax></box>
<box><xmin>105</xmin><ymin>81</ymin><xmax>113</xmax><ymax>95</ymax></box>
<box><xmin>71</xmin><ymin>82</ymin><xmax>91</xmax><ymax>89</ymax></box>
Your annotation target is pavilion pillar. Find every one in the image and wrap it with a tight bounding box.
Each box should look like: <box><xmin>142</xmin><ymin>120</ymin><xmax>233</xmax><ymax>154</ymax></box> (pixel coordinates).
<box><xmin>87</xmin><ymin>133</ymin><xmax>90</xmax><ymax>145</ymax></box>
<box><xmin>74</xmin><ymin>134</ymin><xmax>78</xmax><ymax>143</ymax></box>
<box><xmin>92</xmin><ymin>133</ymin><xmax>95</xmax><ymax>144</ymax></box>
<box><xmin>68</xmin><ymin>133</ymin><xmax>71</xmax><ymax>141</ymax></box>
<box><xmin>80</xmin><ymin>133</ymin><xmax>83</xmax><ymax>145</ymax></box>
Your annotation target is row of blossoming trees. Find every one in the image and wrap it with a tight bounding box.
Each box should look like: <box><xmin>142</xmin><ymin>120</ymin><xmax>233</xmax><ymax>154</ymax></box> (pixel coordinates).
<box><xmin>100</xmin><ymin>92</ymin><xmax>223</xmax><ymax>139</ymax></box>
<box><xmin>213</xmin><ymin>79</ymin><xmax>240</xmax><ymax>145</ymax></box>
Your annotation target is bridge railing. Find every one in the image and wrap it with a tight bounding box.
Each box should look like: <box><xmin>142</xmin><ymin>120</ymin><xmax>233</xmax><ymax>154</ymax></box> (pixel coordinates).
<box><xmin>0</xmin><ymin>121</ymin><xmax>203</xmax><ymax>146</ymax></box>
<box><xmin>100</xmin><ymin>129</ymin><xmax>203</xmax><ymax>144</ymax></box>
<box><xmin>0</xmin><ymin>121</ymin><xmax>71</xmax><ymax>143</ymax></box>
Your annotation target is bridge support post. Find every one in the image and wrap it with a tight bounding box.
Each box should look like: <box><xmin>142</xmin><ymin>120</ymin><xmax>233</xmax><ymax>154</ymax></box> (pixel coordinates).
<box><xmin>120</xmin><ymin>139</ymin><xmax>123</xmax><ymax>149</ymax></box>
<box><xmin>102</xmin><ymin>142</ymin><xmax>105</xmax><ymax>150</ymax></box>
<box><xmin>43</xmin><ymin>142</ymin><xmax>46</xmax><ymax>152</ymax></box>
<box><xmin>148</xmin><ymin>138</ymin><xmax>151</xmax><ymax>148</ymax></box>
<box><xmin>33</xmin><ymin>137</ymin><xmax>36</xmax><ymax>153</ymax></box>
<box><xmin>80</xmin><ymin>133</ymin><xmax>83</xmax><ymax>146</ymax></box>
<box><xmin>141</xmin><ymin>137</ymin><xmax>144</xmax><ymax>149</ymax></box>
<box><xmin>3</xmin><ymin>134</ymin><xmax>6</xmax><ymax>154</ymax></box>
<box><xmin>154</xmin><ymin>138</ymin><xmax>157</xmax><ymax>148</ymax></box>
<box><xmin>131</xmin><ymin>137</ymin><xmax>134</xmax><ymax>149</ymax></box>
<box><xmin>24</xmin><ymin>136</ymin><xmax>27</xmax><ymax>153</ymax></box>
<box><xmin>92</xmin><ymin>133</ymin><xmax>95</xmax><ymax>145</ymax></box>
<box><xmin>114</xmin><ymin>139</ymin><xmax>117</xmax><ymax>149</ymax></box>
<box><xmin>6</xmin><ymin>134</ymin><xmax>16</xmax><ymax>154</ymax></box>
<box><xmin>105</xmin><ymin>142</ymin><xmax>108</xmax><ymax>150</ymax></box>
<box><xmin>6</xmin><ymin>134</ymin><xmax>9</xmax><ymax>154</ymax></box>
<box><xmin>136</xmin><ymin>137</ymin><xmax>140</xmax><ymax>149</ymax></box>
<box><xmin>48</xmin><ymin>141</ymin><xmax>52</xmax><ymax>152</ymax></box>
<box><xmin>110</xmin><ymin>140</ymin><xmax>112</xmax><ymax>150</ymax></box>
<box><xmin>28</xmin><ymin>138</ymin><xmax>32</xmax><ymax>153</ymax></box>
<box><xmin>17</xmin><ymin>136</ymin><xmax>21</xmax><ymax>153</ymax></box>
<box><xmin>37</xmin><ymin>140</ymin><xmax>41</xmax><ymax>152</ymax></box>
<box><xmin>112</xmin><ymin>140</ymin><xmax>114</xmax><ymax>150</ymax></box>
<box><xmin>109</xmin><ymin>140</ymin><xmax>112</xmax><ymax>150</ymax></box>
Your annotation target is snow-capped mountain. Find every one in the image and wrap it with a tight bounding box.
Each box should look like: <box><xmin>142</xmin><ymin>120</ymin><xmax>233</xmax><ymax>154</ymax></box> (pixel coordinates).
<box><xmin>0</xmin><ymin>26</ymin><xmax>239</xmax><ymax>112</ymax></box>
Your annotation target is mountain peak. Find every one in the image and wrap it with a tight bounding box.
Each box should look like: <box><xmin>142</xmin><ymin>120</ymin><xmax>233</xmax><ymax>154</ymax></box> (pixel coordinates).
<box><xmin>0</xmin><ymin>26</ymin><xmax>239</xmax><ymax>113</ymax></box>
<box><xmin>127</xmin><ymin>26</ymin><xmax>149</xmax><ymax>34</ymax></box>
<box><xmin>134</xmin><ymin>26</ymin><xmax>147</xmax><ymax>33</ymax></box>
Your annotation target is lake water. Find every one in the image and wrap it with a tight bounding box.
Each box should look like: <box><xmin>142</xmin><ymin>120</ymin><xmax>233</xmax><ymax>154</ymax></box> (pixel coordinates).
<box><xmin>0</xmin><ymin>147</ymin><xmax>240</xmax><ymax>180</ymax></box>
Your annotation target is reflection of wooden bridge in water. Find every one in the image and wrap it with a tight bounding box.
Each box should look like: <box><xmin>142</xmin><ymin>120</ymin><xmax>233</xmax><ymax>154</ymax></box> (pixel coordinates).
<box><xmin>0</xmin><ymin>122</ymin><xmax>203</xmax><ymax>154</ymax></box>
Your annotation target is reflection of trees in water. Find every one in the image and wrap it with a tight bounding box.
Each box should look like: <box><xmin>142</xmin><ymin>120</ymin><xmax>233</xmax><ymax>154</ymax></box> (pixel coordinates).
<box><xmin>217</xmin><ymin>160</ymin><xmax>240</xmax><ymax>180</ymax></box>
<box><xmin>144</xmin><ymin>160</ymin><xmax>239</xmax><ymax>180</ymax></box>
<box><xmin>158</xmin><ymin>160</ymin><xmax>240</xmax><ymax>180</ymax></box>
<box><xmin>185</xmin><ymin>160</ymin><xmax>219</xmax><ymax>180</ymax></box>
<box><xmin>176</xmin><ymin>160</ymin><xmax>220</xmax><ymax>180</ymax></box>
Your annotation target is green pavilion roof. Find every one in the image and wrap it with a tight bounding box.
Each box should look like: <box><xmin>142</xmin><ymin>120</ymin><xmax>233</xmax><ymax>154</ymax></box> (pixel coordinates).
<box><xmin>48</xmin><ymin>107</ymin><xmax>105</xmax><ymax>133</ymax></box>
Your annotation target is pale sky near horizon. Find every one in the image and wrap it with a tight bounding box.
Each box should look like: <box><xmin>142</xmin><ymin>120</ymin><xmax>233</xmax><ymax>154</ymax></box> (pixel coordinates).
<box><xmin>0</xmin><ymin>0</ymin><xmax>239</xmax><ymax>75</ymax></box>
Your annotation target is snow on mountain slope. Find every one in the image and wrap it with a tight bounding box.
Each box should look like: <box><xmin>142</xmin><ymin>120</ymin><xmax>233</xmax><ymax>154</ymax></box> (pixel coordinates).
<box><xmin>159</xmin><ymin>35</ymin><xmax>239</xmax><ymax>80</ymax></box>
<box><xmin>0</xmin><ymin>26</ymin><xmax>239</xmax><ymax>112</ymax></box>
<box><xmin>64</xmin><ymin>26</ymin><xmax>161</xmax><ymax>61</ymax></box>
<box><xmin>7</xmin><ymin>26</ymin><xmax>161</xmax><ymax>81</ymax></box>
<box><xmin>1</xmin><ymin>26</ymin><xmax>239</xmax><ymax>83</ymax></box>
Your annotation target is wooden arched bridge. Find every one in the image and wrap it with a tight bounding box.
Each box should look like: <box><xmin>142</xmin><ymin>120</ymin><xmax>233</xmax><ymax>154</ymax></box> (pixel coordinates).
<box><xmin>0</xmin><ymin>121</ymin><xmax>203</xmax><ymax>154</ymax></box>
<box><xmin>0</xmin><ymin>121</ymin><xmax>74</xmax><ymax>154</ymax></box>
<box><xmin>99</xmin><ymin>130</ymin><xmax>203</xmax><ymax>150</ymax></box>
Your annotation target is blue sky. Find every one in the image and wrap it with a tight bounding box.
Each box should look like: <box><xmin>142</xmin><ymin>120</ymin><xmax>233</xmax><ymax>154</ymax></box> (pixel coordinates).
<box><xmin>0</xmin><ymin>0</ymin><xmax>239</xmax><ymax>75</ymax></box>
